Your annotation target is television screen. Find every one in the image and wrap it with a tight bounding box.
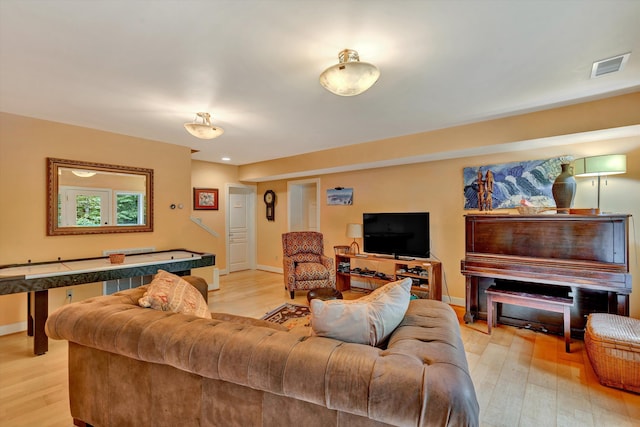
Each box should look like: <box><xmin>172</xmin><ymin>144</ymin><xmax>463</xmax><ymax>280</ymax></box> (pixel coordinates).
<box><xmin>363</xmin><ymin>212</ymin><xmax>430</xmax><ymax>259</ymax></box>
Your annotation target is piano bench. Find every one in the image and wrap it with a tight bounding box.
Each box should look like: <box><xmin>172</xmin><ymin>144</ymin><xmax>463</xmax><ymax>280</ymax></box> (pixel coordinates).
<box><xmin>485</xmin><ymin>286</ymin><xmax>574</xmax><ymax>353</ymax></box>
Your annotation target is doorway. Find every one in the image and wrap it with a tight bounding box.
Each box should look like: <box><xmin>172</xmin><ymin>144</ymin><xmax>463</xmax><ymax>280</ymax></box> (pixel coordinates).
<box><xmin>287</xmin><ymin>178</ymin><xmax>320</xmax><ymax>231</ymax></box>
<box><xmin>226</xmin><ymin>184</ymin><xmax>256</xmax><ymax>272</ymax></box>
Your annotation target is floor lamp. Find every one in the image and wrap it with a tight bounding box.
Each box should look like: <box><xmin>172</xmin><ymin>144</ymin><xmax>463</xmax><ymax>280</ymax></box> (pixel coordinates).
<box><xmin>574</xmin><ymin>154</ymin><xmax>626</xmax><ymax>210</ymax></box>
<box><xmin>346</xmin><ymin>223</ymin><xmax>363</xmax><ymax>255</ymax></box>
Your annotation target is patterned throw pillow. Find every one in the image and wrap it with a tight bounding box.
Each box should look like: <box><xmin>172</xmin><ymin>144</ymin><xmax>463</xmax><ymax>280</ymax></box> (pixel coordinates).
<box><xmin>138</xmin><ymin>270</ymin><xmax>211</xmax><ymax>319</ymax></box>
<box><xmin>309</xmin><ymin>278</ymin><xmax>412</xmax><ymax>346</ymax></box>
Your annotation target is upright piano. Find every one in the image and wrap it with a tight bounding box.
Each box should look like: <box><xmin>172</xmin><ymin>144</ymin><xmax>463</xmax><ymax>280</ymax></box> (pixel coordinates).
<box><xmin>460</xmin><ymin>214</ymin><xmax>632</xmax><ymax>336</ymax></box>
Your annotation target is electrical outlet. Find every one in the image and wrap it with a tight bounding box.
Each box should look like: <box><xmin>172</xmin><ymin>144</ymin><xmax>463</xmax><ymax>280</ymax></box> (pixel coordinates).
<box><xmin>66</xmin><ymin>289</ymin><xmax>73</xmax><ymax>300</ymax></box>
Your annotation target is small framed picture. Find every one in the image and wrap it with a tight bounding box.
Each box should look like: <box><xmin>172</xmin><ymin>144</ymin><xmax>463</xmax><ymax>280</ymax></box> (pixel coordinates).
<box><xmin>326</xmin><ymin>187</ymin><xmax>353</xmax><ymax>205</ymax></box>
<box><xmin>193</xmin><ymin>188</ymin><xmax>219</xmax><ymax>210</ymax></box>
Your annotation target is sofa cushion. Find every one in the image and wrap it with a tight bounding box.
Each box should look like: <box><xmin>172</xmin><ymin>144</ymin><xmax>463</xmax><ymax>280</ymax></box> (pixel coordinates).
<box><xmin>290</xmin><ymin>253</ymin><xmax>322</xmax><ymax>263</ymax></box>
<box><xmin>138</xmin><ymin>270</ymin><xmax>211</xmax><ymax>318</ymax></box>
<box><xmin>309</xmin><ymin>278</ymin><xmax>412</xmax><ymax>346</ymax></box>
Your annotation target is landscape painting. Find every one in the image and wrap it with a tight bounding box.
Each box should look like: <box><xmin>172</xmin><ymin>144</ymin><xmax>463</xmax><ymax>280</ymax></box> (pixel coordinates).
<box><xmin>463</xmin><ymin>157</ymin><xmax>567</xmax><ymax>209</ymax></box>
<box><xmin>327</xmin><ymin>188</ymin><xmax>353</xmax><ymax>205</ymax></box>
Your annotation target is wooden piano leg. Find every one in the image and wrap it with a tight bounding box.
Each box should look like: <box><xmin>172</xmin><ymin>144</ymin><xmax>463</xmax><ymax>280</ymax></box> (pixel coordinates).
<box><xmin>563</xmin><ymin>305</ymin><xmax>571</xmax><ymax>353</ymax></box>
<box><xmin>610</xmin><ymin>292</ymin><xmax>630</xmax><ymax>316</ymax></box>
<box><xmin>464</xmin><ymin>276</ymin><xmax>475</xmax><ymax>324</ymax></box>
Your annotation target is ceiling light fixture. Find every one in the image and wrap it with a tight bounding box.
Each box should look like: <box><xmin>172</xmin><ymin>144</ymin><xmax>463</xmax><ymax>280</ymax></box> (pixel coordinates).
<box><xmin>319</xmin><ymin>49</ymin><xmax>380</xmax><ymax>96</ymax></box>
<box><xmin>184</xmin><ymin>112</ymin><xmax>224</xmax><ymax>139</ymax></box>
<box><xmin>71</xmin><ymin>170</ymin><xmax>96</xmax><ymax>178</ymax></box>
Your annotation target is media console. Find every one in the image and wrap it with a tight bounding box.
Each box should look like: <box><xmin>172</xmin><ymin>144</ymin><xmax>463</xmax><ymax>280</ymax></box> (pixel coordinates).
<box><xmin>335</xmin><ymin>253</ymin><xmax>442</xmax><ymax>300</ymax></box>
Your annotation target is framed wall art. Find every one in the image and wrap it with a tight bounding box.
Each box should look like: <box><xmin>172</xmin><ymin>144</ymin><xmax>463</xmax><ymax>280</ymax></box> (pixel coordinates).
<box><xmin>193</xmin><ymin>188</ymin><xmax>219</xmax><ymax>210</ymax></box>
<box><xmin>327</xmin><ymin>187</ymin><xmax>353</xmax><ymax>205</ymax></box>
<box><xmin>463</xmin><ymin>157</ymin><xmax>568</xmax><ymax>209</ymax></box>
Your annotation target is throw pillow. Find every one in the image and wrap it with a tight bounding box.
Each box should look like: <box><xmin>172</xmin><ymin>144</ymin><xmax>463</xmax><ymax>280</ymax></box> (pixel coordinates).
<box><xmin>138</xmin><ymin>270</ymin><xmax>211</xmax><ymax>319</ymax></box>
<box><xmin>309</xmin><ymin>278</ymin><xmax>412</xmax><ymax>346</ymax></box>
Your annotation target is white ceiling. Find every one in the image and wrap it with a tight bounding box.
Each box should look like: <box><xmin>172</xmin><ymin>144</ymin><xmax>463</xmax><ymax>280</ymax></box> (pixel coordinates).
<box><xmin>1</xmin><ymin>1</ymin><xmax>639</xmax><ymax>166</ymax></box>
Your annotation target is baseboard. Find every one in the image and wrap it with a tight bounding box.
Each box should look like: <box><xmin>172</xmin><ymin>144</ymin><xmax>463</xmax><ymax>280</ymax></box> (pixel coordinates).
<box><xmin>0</xmin><ymin>321</ymin><xmax>27</xmax><ymax>337</ymax></box>
<box><xmin>257</xmin><ymin>265</ymin><xmax>283</xmax><ymax>274</ymax></box>
<box><xmin>442</xmin><ymin>295</ymin><xmax>465</xmax><ymax>307</ymax></box>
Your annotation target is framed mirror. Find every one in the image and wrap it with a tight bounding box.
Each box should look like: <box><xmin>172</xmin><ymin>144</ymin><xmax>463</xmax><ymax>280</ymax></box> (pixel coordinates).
<box><xmin>47</xmin><ymin>158</ymin><xmax>153</xmax><ymax>235</ymax></box>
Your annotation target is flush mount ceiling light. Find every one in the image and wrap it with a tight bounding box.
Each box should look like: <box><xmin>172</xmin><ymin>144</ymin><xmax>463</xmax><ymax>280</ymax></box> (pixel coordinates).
<box><xmin>184</xmin><ymin>112</ymin><xmax>224</xmax><ymax>139</ymax></box>
<box><xmin>319</xmin><ymin>49</ymin><xmax>380</xmax><ymax>96</ymax></box>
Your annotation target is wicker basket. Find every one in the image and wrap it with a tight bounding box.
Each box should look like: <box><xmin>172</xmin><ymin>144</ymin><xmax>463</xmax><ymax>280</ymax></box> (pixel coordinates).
<box><xmin>109</xmin><ymin>253</ymin><xmax>126</xmax><ymax>264</ymax></box>
<box><xmin>584</xmin><ymin>313</ymin><xmax>640</xmax><ymax>393</ymax></box>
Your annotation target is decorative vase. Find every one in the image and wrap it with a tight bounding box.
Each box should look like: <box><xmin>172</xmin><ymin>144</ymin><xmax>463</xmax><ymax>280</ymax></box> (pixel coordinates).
<box><xmin>552</xmin><ymin>163</ymin><xmax>576</xmax><ymax>214</ymax></box>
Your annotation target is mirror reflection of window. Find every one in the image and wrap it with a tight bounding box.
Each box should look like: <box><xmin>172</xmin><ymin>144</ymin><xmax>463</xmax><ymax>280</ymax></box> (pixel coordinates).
<box><xmin>116</xmin><ymin>192</ymin><xmax>145</xmax><ymax>225</ymax></box>
<box><xmin>60</xmin><ymin>188</ymin><xmax>110</xmax><ymax>227</ymax></box>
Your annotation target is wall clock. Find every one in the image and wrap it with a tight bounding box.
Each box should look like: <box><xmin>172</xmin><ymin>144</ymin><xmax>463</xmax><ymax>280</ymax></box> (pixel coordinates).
<box><xmin>264</xmin><ymin>190</ymin><xmax>276</xmax><ymax>221</ymax></box>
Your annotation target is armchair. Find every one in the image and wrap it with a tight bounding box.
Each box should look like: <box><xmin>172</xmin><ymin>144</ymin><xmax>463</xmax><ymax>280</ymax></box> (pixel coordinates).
<box><xmin>282</xmin><ymin>231</ymin><xmax>336</xmax><ymax>299</ymax></box>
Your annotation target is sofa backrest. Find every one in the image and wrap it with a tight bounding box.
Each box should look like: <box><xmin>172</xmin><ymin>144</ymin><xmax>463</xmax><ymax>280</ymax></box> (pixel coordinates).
<box><xmin>45</xmin><ymin>287</ymin><xmax>479</xmax><ymax>427</ymax></box>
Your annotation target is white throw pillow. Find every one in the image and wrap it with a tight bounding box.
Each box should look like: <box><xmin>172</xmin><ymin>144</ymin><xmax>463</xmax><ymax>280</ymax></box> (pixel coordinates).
<box><xmin>309</xmin><ymin>278</ymin><xmax>412</xmax><ymax>346</ymax></box>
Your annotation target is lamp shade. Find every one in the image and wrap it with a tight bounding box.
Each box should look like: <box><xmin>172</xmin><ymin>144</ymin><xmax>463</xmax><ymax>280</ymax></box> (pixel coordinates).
<box><xmin>574</xmin><ymin>154</ymin><xmax>626</xmax><ymax>177</ymax></box>
<box><xmin>184</xmin><ymin>112</ymin><xmax>224</xmax><ymax>139</ymax></box>
<box><xmin>320</xmin><ymin>49</ymin><xmax>380</xmax><ymax>96</ymax></box>
<box><xmin>346</xmin><ymin>223</ymin><xmax>363</xmax><ymax>239</ymax></box>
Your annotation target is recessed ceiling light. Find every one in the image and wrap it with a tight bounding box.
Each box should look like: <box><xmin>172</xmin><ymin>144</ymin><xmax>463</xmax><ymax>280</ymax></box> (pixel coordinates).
<box><xmin>221</xmin><ymin>157</ymin><xmax>231</xmax><ymax>162</ymax></box>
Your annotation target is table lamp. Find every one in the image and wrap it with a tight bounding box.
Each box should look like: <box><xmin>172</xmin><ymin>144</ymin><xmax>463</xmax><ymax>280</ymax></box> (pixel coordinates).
<box><xmin>574</xmin><ymin>154</ymin><xmax>626</xmax><ymax>210</ymax></box>
<box><xmin>346</xmin><ymin>223</ymin><xmax>363</xmax><ymax>255</ymax></box>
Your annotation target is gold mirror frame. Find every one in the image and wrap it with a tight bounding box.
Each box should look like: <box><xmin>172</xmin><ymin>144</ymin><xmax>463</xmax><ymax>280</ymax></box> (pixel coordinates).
<box><xmin>47</xmin><ymin>158</ymin><xmax>154</xmax><ymax>236</ymax></box>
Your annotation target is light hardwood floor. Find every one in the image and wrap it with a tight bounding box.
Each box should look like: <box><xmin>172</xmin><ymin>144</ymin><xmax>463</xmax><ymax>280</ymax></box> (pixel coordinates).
<box><xmin>1</xmin><ymin>270</ymin><xmax>638</xmax><ymax>426</ymax></box>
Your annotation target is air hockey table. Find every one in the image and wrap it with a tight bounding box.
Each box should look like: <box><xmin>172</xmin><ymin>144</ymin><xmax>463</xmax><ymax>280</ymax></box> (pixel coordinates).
<box><xmin>0</xmin><ymin>249</ymin><xmax>215</xmax><ymax>355</ymax></box>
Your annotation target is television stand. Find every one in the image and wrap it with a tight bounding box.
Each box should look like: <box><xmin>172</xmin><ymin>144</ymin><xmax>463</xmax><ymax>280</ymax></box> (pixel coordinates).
<box><xmin>335</xmin><ymin>253</ymin><xmax>442</xmax><ymax>300</ymax></box>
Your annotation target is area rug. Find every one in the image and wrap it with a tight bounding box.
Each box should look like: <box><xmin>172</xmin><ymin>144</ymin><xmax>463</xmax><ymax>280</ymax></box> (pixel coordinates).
<box><xmin>262</xmin><ymin>303</ymin><xmax>311</xmax><ymax>330</ymax></box>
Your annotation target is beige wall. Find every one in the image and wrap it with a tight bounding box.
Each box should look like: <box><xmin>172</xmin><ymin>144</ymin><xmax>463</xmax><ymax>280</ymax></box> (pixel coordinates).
<box><xmin>0</xmin><ymin>113</ymin><xmax>232</xmax><ymax>330</ymax></box>
<box><xmin>249</xmin><ymin>93</ymin><xmax>640</xmax><ymax>317</ymax></box>
<box><xmin>256</xmin><ymin>136</ymin><xmax>640</xmax><ymax>315</ymax></box>
<box><xmin>2</xmin><ymin>92</ymin><xmax>639</xmax><ymax>332</ymax></box>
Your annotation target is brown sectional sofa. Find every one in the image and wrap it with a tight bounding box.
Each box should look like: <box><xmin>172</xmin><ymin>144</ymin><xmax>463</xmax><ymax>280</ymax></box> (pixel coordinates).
<box><xmin>45</xmin><ymin>278</ymin><xmax>479</xmax><ymax>427</ymax></box>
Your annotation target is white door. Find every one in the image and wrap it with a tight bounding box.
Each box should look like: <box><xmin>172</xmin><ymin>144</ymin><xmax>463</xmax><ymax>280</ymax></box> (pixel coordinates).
<box><xmin>228</xmin><ymin>186</ymin><xmax>255</xmax><ymax>272</ymax></box>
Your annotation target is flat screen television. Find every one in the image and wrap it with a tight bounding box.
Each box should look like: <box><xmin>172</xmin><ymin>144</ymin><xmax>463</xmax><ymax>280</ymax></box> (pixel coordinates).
<box><xmin>363</xmin><ymin>212</ymin><xmax>430</xmax><ymax>259</ymax></box>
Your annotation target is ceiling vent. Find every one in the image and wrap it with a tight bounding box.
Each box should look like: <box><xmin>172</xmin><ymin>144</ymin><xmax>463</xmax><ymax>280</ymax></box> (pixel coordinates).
<box><xmin>591</xmin><ymin>53</ymin><xmax>631</xmax><ymax>78</ymax></box>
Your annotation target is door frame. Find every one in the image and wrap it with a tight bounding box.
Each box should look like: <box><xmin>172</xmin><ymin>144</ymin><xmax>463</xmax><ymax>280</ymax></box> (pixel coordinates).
<box><xmin>287</xmin><ymin>178</ymin><xmax>321</xmax><ymax>232</ymax></box>
<box><xmin>225</xmin><ymin>183</ymin><xmax>257</xmax><ymax>274</ymax></box>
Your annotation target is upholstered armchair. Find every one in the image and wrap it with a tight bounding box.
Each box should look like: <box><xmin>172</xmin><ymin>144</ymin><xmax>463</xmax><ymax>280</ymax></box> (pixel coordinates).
<box><xmin>282</xmin><ymin>231</ymin><xmax>336</xmax><ymax>299</ymax></box>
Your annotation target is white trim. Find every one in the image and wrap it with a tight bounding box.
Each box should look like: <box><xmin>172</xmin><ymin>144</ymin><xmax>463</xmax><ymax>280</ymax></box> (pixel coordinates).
<box><xmin>441</xmin><ymin>295</ymin><xmax>466</xmax><ymax>307</ymax></box>
<box><xmin>257</xmin><ymin>265</ymin><xmax>283</xmax><ymax>274</ymax></box>
<box><xmin>286</xmin><ymin>178</ymin><xmax>321</xmax><ymax>232</ymax></box>
<box><xmin>0</xmin><ymin>321</ymin><xmax>28</xmax><ymax>336</ymax></box>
